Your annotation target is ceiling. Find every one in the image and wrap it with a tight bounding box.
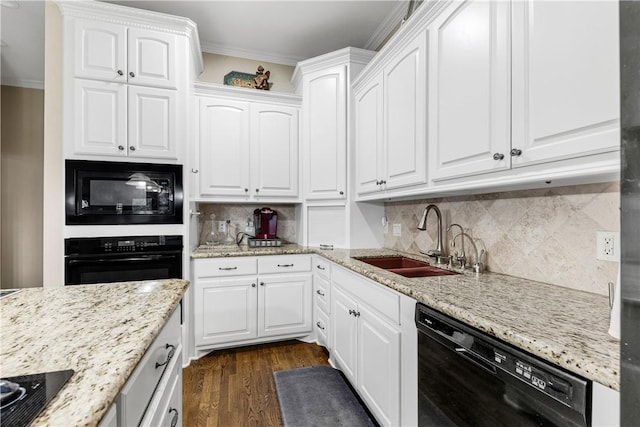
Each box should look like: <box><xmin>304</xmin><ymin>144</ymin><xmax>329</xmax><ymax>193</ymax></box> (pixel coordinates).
<box><xmin>1</xmin><ymin>0</ymin><xmax>409</xmax><ymax>89</ymax></box>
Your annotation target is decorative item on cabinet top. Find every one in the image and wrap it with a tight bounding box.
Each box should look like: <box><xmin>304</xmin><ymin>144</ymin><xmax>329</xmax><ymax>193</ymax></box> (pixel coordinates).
<box><xmin>224</xmin><ymin>65</ymin><xmax>272</xmax><ymax>90</ymax></box>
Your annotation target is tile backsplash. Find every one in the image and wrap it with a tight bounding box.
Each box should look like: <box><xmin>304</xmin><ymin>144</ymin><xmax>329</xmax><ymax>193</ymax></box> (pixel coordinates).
<box><xmin>198</xmin><ymin>204</ymin><xmax>297</xmax><ymax>245</ymax></box>
<box><xmin>384</xmin><ymin>182</ymin><xmax>620</xmax><ymax>295</ymax></box>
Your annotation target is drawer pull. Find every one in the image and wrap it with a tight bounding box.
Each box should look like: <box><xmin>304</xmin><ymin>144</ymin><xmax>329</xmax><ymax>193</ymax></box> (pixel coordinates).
<box><xmin>169</xmin><ymin>408</ymin><xmax>179</xmax><ymax>427</ymax></box>
<box><xmin>316</xmin><ymin>265</ymin><xmax>326</xmax><ymax>270</ymax></box>
<box><xmin>316</xmin><ymin>289</ymin><xmax>325</xmax><ymax>297</ymax></box>
<box><xmin>277</xmin><ymin>264</ymin><xmax>294</xmax><ymax>268</ymax></box>
<box><xmin>218</xmin><ymin>267</ymin><xmax>238</xmax><ymax>271</ymax></box>
<box><xmin>320</xmin><ymin>244</ymin><xmax>334</xmax><ymax>250</ymax></box>
<box><xmin>155</xmin><ymin>343</ymin><xmax>176</xmax><ymax>369</ymax></box>
<box><xmin>316</xmin><ymin>321</ymin><xmax>325</xmax><ymax>330</ymax></box>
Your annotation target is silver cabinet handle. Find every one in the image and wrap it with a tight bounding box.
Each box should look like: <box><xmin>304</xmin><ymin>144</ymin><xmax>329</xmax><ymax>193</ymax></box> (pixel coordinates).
<box><xmin>255</xmin><ymin>188</ymin><xmax>259</xmax><ymax>193</ymax></box>
<box><xmin>339</xmin><ymin>191</ymin><xmax>344</xmax><ymax>195</ymax></box>
<box><xmin>169</xmin><ymin>408</ymin><xmax>179</xmax><ymax>427</ymax></box>
<box><xmin>380</xmin><ymin>180</ymin><xmax>386</xmax><ymax>185</ymax></box>
<box><xmin>277</xmin><ymin>264</ymin><xmax>294</xmax><ymax>267</ymax></box>
<box><xmin>316</xmin><ymin>289</ymin><xmax>325</xmax><ymax>296</ymax></box>
<box><xmin>319</xmin><ymin>244</ymin><xmax>333</xmax><ymax>250</ymax></box>
<box><xmin>155</xmin><ymin>343</ymin><xmax>175</xmax><ymax>369</ymax></box>
<box><xmin>218</xmin><ymin>266</ymin><xmax>237</xmax><ymax>271</ymax></box>
<box><xmin>349</xmin><ymin>309</ymin><xmax>355</xmax><ymax>315</ymax></box>
<box><xmin>129</xmin><ymin>146</ymin><xmax>136</xmax><ymax>151</ymax></box>
<box><xmin>355</xmin><ymin>311</ymin><xmax>360</xmax><ymax>317</ymax></box>
<box><xmin>316</xmin><ymin>321</ymin><xmax>325</xmax><ymax>330</ymax></box>
<box><xmin>129</xmin><ymin>71</ymin><xmax>135</xmax><ymax>78</ymax></box>
<box><xmin>244</xmin><ymin>188</ymin><xmax>248</xmax><ymax>193</ymax></box>
<box><xmin>260</xmin><ymin>281</ymin><xmax>265</xmax><ymax>286</ymax></box>
<box><xmin>493</xmin><ymin>153</ymin><xmax>504</xmax><ymax>160</ymax></box>
<box><xmin>316</xmin><ymin>265</ymin><xmax>326</xmax><ymax>270</ymax></box>
<box><xmin>251</xmin><ymin>283</ymin><xmax>256</xmax><ymax>288</ymax></box>
<box><xmin>117</xmin><ymin>145</ymin><xmax>125</xmax><ymax>151</ymax></box>
<box><xmin>116</xmin><ymin>69</ymin><xmax>123</xmax><ymax>76</ymax></box>
<box><xmin>511</xmin><ymin>148</ymin><xmax>522</xmax><ymax>157</ymax></box>
<box><xmin>191</xmin><ymin>168</ymin><xmax>199</xmax><ymax>173</ymax></box>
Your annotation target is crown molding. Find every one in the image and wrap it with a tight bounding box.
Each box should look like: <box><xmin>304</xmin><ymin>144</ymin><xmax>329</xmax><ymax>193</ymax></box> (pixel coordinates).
<box><xmin>1</xmin><ymin>78</ymin><xmax>45</xmax><ymax>90</ymax></box>
<box><xmin>200</xmin><ymin>40</ymin><xmax>303</xmax><ymax>67</ymax></box>
<box><xmin>194</xmin><ymin>81</ymin><xmax>302</xmax><ymax>106</ymax></box>
<box><xmin>290</xmin><ymin>47</ymin><xmax>377</xmax><ymax>89</ymax></box>
<box><xmin>56</xmin><ymin>0</ymin><xmax>203</xmax><ymax>74</ymax></box>
<box><xmin>364</xmin><ymin>1</ymin><xmax>408</xmax><ymax>51</ymax></box>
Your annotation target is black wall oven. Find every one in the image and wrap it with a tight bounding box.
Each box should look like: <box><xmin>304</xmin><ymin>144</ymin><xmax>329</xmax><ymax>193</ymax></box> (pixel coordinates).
<box><xmin>416</xmin><ymin>303</ymin><xmax>591</xmax><ymax>427</ymax></box>
<box><xmin>65</xmin><ymin>235</ymin><xmax>182</xmax><ymax>285</ymax></box>
<box><xmin>65</xmin><ymin>160</ymin><xmax>183</xmax><ymax>225</ymax></box>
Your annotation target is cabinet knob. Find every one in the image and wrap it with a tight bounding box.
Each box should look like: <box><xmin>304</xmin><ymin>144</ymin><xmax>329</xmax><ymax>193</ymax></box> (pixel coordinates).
<box><xmin>129</xmin><ymin>146</ymin><xmax>136</xmax><ymax>151</ymax></box>
<box><xmin>511</xmin><ymin>148</ymin><xmax>522</xmax><ymax>157</ymax></box>
<box><xmin>375</xmin><ymin>180</ymin><xmax>380</xmax><ymax>185</ymax></box>
<box><xmin>316</xmin><ymin>289</ymin><xmax>325</xmax><ymax>296</ymax></box>
<box><xmin>169</xmin><ymin>408</ymin><xmax>179</xmax><ymax>427</ymax></box>
<box><xmin>116</xmin><ymin>69</ymin><xmax>123</xmax><ymax>76</ymax></box>
<box><xmin>316</xmin><ymin>321</ymin><xmax>325</xmax><ymax>330</ymax></box>
<box><xmin>355</xmin><ymin>311</ymin><xmax>361</xmax><ymax>317</ymax></box>
<box><xmin>244</xmin><ymin>188</ymin><xmax>249</xmax><ymax>193</ymax></box>
<box><xmin>251</xmin><ymin>283</ymin><xmax>256</xmax><ymax>288</ymax></box>
<box><xmin>380</xmin><ymin>180</ymin><xmax>386</xmax><ymax>185</ymax></box>
<box><xmin>255</xmin><ymin>188</ymin><xmax>259</xmax><ymax>193</ymax></box>
<box><xmin>339</xmin><ymin>191</ymin><xmax>344</xmax><ymax>195</ymax></box>
<box><xmin>117</xmin><ymin>145</ymin><xmax>125</xmax><ymax>151</ymax></box>
<box><xmin>260</xmin><ymin>281</ymin><xmax>265</xmax><ymax>286</ymax></box>
<box><xmin>316</xmin><ymin>265</ymin><xmax>326</xmax><ymax>270</ymax></box>
<box><xmin>349</xmin><ymin>309</ymin><xmax>355</xmax><ymax>316</ymax></box>
<box><xmin>191</xmin><ymin>168</ymin><xmax>199</xmax><ymax>173</ymax></box>
<box><xmin>492</xmin><ymin>153</ymin><xmax>505</xmax><ymax>161</ymax></box>
<box><xmin>129</xmin><ymin>71</ymin><xmax>135</xmax><ymax>78</ymax></box>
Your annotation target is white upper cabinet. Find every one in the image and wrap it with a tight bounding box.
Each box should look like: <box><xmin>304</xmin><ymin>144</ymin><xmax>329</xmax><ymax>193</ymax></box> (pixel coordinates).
<box><xmin>128</xmin><ymin>86</ymin><xmax>177</xmax><ymax>158</ymax></box>
<box><xmin>429</xmin><ymin>0</ymin><xmax>511</xmax><ymax>181</ymax></box>
<box><xmin>355</xmin><ymin>31</ymin><xmax>427</xmax><ymax>196</ymax></box>
<box><xmin>303</xmin><ymin>66</ymin><xmax>347</xmax><ymax>200</ymax></box>
<box><xmin>511</xmin><ymin>0</ymin><xmax>620</xmax><ymax>166</ymax></box>
<box><xmin>197</xmin><ymin>95</ymin><xmax>299</xmax><ymax>201</ymax></box>
<box><xmin>74</xmin><ymin>19</ymin><xmax>177</xmax><ymax>89</ymax></box>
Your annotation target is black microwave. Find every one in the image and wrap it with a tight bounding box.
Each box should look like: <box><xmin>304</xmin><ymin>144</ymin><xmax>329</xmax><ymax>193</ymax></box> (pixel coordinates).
<box><xmin>65</xmin><ymin>160</ymin><xmax>183</xmax><ymax>225</ymax></box>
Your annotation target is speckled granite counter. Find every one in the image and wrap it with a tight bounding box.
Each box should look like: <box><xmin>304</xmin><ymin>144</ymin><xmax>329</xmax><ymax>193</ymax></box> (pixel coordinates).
<box><xmin>192</xmin><ymin>245</ymin><xmax>619</xmax><ymax>390</ymax></box>
<box><xmin>191</xmin><ymin>242</ymin><xmax>312</xmax><ymax>258</ymax></box>
<box><xmin>0</xmin><ymin>279</ymin><xmax>189</xmax><ymax>427</ymax></box>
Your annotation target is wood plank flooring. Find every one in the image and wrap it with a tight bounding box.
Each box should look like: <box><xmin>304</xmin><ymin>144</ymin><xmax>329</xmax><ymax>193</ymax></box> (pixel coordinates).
<box><xmin>182</xmin><ymin>340</ymin><xmax>330</xmax><ymax>427</ymax></box>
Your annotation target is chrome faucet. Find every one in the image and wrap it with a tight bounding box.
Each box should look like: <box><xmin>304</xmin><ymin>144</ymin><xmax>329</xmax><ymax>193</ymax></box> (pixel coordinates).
<box><xmin>417</xmin><ymin>204</ymin><xmax>445</xmax><ymax>262</ymax></box>
<box><xmin>450</xmin><ymin>231</ymin><xmax>485</xmax><ymax>273</ymax></box>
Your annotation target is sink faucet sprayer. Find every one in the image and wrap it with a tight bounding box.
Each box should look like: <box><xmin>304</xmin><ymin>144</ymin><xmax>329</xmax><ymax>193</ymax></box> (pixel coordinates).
<box><xmin>450</xmin><ymin>232</ymin><xmax>485</xmax><ymax>273</ymax></box>
<box><xmin>417</xmin><ymin>204</ymin><xmax>447</xmax><ymax>264</ymax></box>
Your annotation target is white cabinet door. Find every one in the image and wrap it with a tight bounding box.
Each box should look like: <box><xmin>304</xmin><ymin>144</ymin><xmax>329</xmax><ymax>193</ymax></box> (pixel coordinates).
<box><xmin>74</xmin><ymin>79</ymin><xmax>127</xmax><ymax>156</ymax></box>
<box><xmin>258</xmin><ymin>274</ymin><xmax>312</xmax><ymax>337</ymax></box>
<box><xmin>357</xmin><ymin>304</ymin><xmax>401</xmax><ymax>427</ymax></box>
<box><xmin>74</xmin><ymin>19</ymin><xmax>127</xmax><ymax>82</ymax></box>
<box><xmin>303</xmin><ymin>66</ymin><xmax>347</xmax><ymax>200</ymax></box>
<box><xmin>251</xmin><ymin>104</ymin><xmax>299</xmax><ymax>198</ymax></box>
<box><xmin>306</xmin><ymin>205</ymin><xmax>347</xmax><ymax>248</ymax></box>
<box><xmin>194</xmin><ymin>277</ymin><xmax>258</xmax><ymax>346</ymax></box>
<box><xmin>355</xmin><ymin>73</ymin><xmax>384</xmax><ymax>195</ymax></box>
<box><xmin>383</xmin><ymin>31</ymin><xmax>428</xmax><ymax>190</ymax></box>
<box><xmin>199</xmin><ymin>97</ymin><xmax>251</xmax><ymax>197</ymax></box>
<box><xmin>331</xmin><ymin>285</ymin><xmax>358</xmax><ymax>384</ymax></box>
<box><xmin>511</xmin><ymin>0</ymin><xmax>620</xmax><ymax>166</ymax></box>
<box><xmin>128</xmin><ymin>28</ymin><xmax>177</xmax><ymax>89</ymax></box>
<box><xmin>128</xmin><ymin>86</ymin><xmax>177</xmax><ymax>159</ymax></box>
<box><xmin>429</xmin><ymin>0</ymin><xmax>511</xmax><ymax>180</ymax></box>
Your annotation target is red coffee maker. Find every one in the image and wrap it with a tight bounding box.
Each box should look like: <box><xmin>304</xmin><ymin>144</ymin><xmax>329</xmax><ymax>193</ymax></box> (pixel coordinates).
<box><xmin>253</xmin><ymin>207</ymin><xmax>278</xmax><ymax>239</ymax></box>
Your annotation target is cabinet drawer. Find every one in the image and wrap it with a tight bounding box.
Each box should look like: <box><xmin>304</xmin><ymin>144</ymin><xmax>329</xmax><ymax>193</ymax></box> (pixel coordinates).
<box><xmin>258</xmin><ymin>255</ymin><xmax>311</xmax><ymax>274</ymax></box>
<box><xmin>315</xmin><ymin>309</ymin><xmax>329</xmax><ymax>349</ymax></box>
<box><xmin>195</xmin><ymin>257</ymin><xmax>257</xmax><ymax>277</ymax></box>
<box><xmin>313</xmin><ymin>256</ymin><xmax>331</xmax><ymax>281</ymax></box>
<box><xmin>118</xmin><ymin>305</ymin><xmax>181</xmax><ymax>427</ymax></box>
<box><xmin>332</xmin><ymin>266</ymin><xmax>400</xmax><ymax>324</ymax></box>
<box><xmin>140</xmin><ymin>345</ymin><xmax>182</xmax><ymax>427</ymax></box>
<box><xmin>314</xmin><ymin>275</ymin><xmax>331</xmax><ymax>314</ymax></box>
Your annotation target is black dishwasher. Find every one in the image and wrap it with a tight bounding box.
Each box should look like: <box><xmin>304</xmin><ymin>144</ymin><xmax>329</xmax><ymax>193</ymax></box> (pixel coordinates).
<box><xmin>415</xmin><ymin>303</ymin><xmax>591</xmax><ymax>427</ymax></box>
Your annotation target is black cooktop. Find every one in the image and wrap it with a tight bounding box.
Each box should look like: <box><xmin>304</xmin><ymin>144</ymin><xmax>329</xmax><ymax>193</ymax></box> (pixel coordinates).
<box><xmin>0</xmin><ymin>370</ymin><xmax>74</xmax><ymax>427</ymax></box>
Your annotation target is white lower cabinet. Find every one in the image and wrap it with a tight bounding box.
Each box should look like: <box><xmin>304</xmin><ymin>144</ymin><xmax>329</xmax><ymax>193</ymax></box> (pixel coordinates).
<box><xmin>331</xmin><ymin>266</ymin><xmax>401</xmax><ymax>427</ymax></box>
<box><xmin>113</xmin><ymin>304</ymin><xmax>182</xmax><ymax>427</ymax></box>
<box><xmin>193</xmin><ymin>255</ymin><xmax>313</xmax><ymax>349</ymax></box>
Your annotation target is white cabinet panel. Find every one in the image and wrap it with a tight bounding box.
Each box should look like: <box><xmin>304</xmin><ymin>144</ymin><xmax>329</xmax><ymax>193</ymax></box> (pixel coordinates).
<box><xmin>511</xmin><ymin>0</ymin><xmax>619</xmax><ymax>166</ymax></box>
<box><xmin>306</xmin><ymin>205</ymin><xmax>347</xmax><ymax>248</ymax></box>
<box><xmin>251</xmin><ymin>104</ymin><xmax>299</xmax><ymax>198</ymax></box>
<box><xmin>74</xmin><ymin>19</ymin><xmax>127</xmax><ymax>82</ymax></box>
<box><xmin>259</xmin><ymin>274</ymin><xmax>312</xmax><ymax>337</ymax></box>
<box><xmin>128</xmin><ymin>86</ymin><xmax>177</xmax><ymax>159</ymax></box>
<box><xmin>198</xmin><ymin>98</ymin><xmax>251</xmax><ymax>197</ymax></box>
<box><xmin>355</xmin><ymin>74</ymin><xmax>384</xmax><ymax>195</ymax></box>
<box><xmin>331</xmin><ymin>285</ymin><xmax>358</xmax><ymax>384</ymax></box>
<box><xmin>74</xmin><ymin>79</ymin><xmax>127</xmax><ymax>156</ymax></box>
<box><xmin>429</xmin><ymin>0</ymin><xmax>511</xmax><ymax>180</ymax></box>
<box><xmin>128</xmin><ymin>28</ymin><xmax>177</xmax><ymax>89</ymax></box>
<box><xmin>303</xmin><ymin>67</ymin><xmax>347</xmax><ymax>200</ymax></box>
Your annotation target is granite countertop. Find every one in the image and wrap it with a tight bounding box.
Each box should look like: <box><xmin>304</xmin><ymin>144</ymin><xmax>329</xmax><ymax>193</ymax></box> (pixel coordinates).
<box><xmin>192</xmin><ymin>245</ymin><xmax>620</xmax><ymax>390</ymax></box>
<box><xmin>191</xmin><ymin>242</ymin><xmax>313</xmax><ymax>258</ymax></box>
<box><xmin>0</xmin><ymin>279</ymin><xmax>189</xmax><ymax>427</ymax></box>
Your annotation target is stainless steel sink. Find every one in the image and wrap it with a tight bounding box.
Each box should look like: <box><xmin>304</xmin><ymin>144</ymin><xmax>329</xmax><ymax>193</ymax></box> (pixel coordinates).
<box><xmin>353</xmin><ymin>256</ymin><xmax>459</xmax><ymax>278</ymax></box>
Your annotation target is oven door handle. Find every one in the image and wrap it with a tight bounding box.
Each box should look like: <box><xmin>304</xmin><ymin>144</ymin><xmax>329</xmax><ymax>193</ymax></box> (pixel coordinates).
<box><xmin>67</xmin><ymin>255</ymin><xmax>177</xmax><ymax>264</ymax></box>
<box><xmin>454</xmin><ymin>347</ymin><xmax>497</xmax><ymax>374</ymax></box>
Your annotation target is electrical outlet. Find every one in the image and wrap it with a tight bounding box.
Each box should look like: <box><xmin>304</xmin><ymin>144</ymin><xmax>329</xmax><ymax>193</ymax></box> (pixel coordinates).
<box><xmin>392</xmin><ymin>223</ymin><xmax>401</xmax><ymax>237</ymax></box>
<box><xmin>597</xmin><ymin>231</ymin><xmax>620</xmax><ymax>262</ymax></box>
<box><xmin>218</xmin><ymin>221</ymin><xmax>226</xmax><ymax>233</ymax></box>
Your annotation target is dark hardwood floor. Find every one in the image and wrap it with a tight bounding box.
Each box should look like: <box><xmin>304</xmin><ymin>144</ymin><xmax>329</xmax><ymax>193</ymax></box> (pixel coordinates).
<box><xmin>182</xmin><ymin>340</ymin><xmax>330</xmax><ymax>427</ymax></box>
